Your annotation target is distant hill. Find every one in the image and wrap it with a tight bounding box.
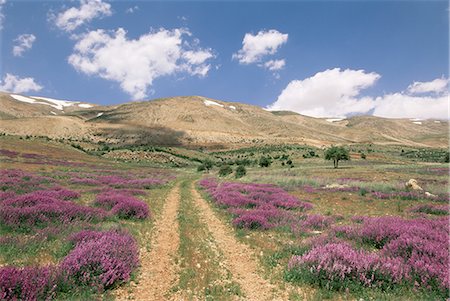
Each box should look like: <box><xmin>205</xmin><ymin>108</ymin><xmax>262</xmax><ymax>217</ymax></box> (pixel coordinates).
<box><xmin>0</xmin><ymin>93</ymin><xmax>447</xmax><ymax>148</ymax></box>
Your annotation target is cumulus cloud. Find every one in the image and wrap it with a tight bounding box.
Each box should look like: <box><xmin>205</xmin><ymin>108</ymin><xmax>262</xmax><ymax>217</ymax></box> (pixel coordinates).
<box><xmin>372</xmin><ymin>93</ymin><xmax>448</xmax><ymax>119</ymax></box>
<box><xmin>13</xmin><ymin>34</ymin><xmax>36</xmax><ymax>57</ymax></box>
<box><xmin>68</xmin><ymin>28</ymin><xmax>215</xmax><ymax>100</ymax></box>
<box><xmin>268</xmin><ymin>69</ymin><xmax>449</xmax><ymax>119</ymax></box>
<box><xmin>263</xmin><ymin>59</ymin><xmax>285</xmax><ymax>71</ymax></box>
<box><xmin>407</xmin><ymin>77</ymin><xmax>449</xmax><ymax>95</ymax></box>
<box><xmin>268</xmin><ymin>68</ymin><xmax>379</xmax><ymax>117</ymax></box>
<box><xmin>53</xmin><ymin>0</ymin><xmax>112</xmax><ymax>32</ymax></box>
<box><xmin>0</xmin><ymin>73</ymin><xmax>43</xmax><ymax>93</ymax></box>
<box><xmin>0</xmin><ymin>0</ymin><xmax>6</xmax><ymax>30</ymax></box>
<box><xmin>233</xmin><ymin>30</ymin><xmax>288</xmax><ymax>64</ymax></box>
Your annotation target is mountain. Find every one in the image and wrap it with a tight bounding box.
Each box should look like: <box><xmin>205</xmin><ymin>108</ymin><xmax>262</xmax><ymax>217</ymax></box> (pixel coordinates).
<box><xmin>0</xmin><ymin>93</ymin><xmax>447</xmax><ymax>148</ymax></box>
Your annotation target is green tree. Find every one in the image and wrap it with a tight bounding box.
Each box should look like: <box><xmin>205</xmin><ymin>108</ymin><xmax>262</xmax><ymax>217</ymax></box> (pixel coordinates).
<box><xmin>218</xmin><ymin>165</ymin><xmax>233</xmax><ymax>177</ymax></box>
<box><xmin>325</xmin><ymin>146</ymin><xmax>350</xmax><ymax>168</ymax></box>
<box><xmin>198</xmin><ymin>159</ymin><xmax>213</xmax><ymax>172</ymax></box>
<box><xmin>235</xmin><ymin>165</ymin><xmax>247</xmax><ymax>178</ymax></box>
<box><xmin>259</xmin><ymin>156</ymin><xmax>272</xmax><ymax>168</ymax></box>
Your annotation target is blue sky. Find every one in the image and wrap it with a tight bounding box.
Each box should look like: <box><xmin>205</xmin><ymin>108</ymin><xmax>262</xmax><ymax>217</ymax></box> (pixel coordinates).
<box><xmin>0</xmin><ymin>0</ymin><xmax>448</xmax><ymax>118</ymax></box>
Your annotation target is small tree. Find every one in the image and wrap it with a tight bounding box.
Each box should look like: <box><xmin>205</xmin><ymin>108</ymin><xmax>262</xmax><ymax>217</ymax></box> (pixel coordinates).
<box><xmin>235</xmin><ymin>165</ymin><xmax>247</xmax><ymax>178</ymax></box>
<box><xmin>325</xmin><ymin>146</ymin><xmax>349</xmax><ymax>168</ymax></box>
<box><xmin>198</xmin><ymin>159</ymin><xmax>213</xmax><ymax>172</ymax></box>
<box><xmin>218</xmin><ymin>165</ymin><xmax>233</xmax><ymax>177</ymax></box>
<box><xmin>259</xmin><ymin>156</ymin><xmax>272</xmax><ymax>168</ymax></box>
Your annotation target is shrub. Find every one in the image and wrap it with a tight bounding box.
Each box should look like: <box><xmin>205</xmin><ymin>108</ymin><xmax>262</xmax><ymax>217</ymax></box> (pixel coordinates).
<box><xmin>94</xmin><ymin>191</ymin><xmax>149</xmax><ymax>219</ymax></box>
<box><xmin>408</xmin><ymin>204</ymin><xmax>449</xmax><ymax>215</ymax></box>
<box><xmin>218</xmin><ymin>165</ymin><xmax>233</xmax><ymax>177</ymax></box>
<box><xmin>0</xmin><ymin>192</ymin><xmax>106</xmax><ymax>230</ymax></box>
<box><xmin>235</xmin><ymin>165</ymin><xmax>247</xmax><ymax>178</ymax></box>
<box><xmin>287</xmin><ymin>242</ymin><xmax>410</xmax><ymax>290</ymax></box>
<box><xmin>199</xmin><ymin>180</ymin><xmax>313</xmax><ymax>231</ymax></box>
<box><xmin>61</xmin><ymin>230</ymin><xmax>139</xmax><ymax>290</ymax></box>
<box><xmin>259</xmin><ymin>156</ymin><xmax>272</xmax><ymax>167</ymax></box>
<box><xmin>0</xmin><ymin>266</ymin><xmax>57</xmax><ymax>300</ymax></box>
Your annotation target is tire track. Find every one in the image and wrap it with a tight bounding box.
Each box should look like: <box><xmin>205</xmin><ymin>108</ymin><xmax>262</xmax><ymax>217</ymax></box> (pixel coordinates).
<box><xmin>190</xmin><ymin>182</ymin><xmax>287</xmax><ymax>301</ymax></box>
<box><xmin>119</xmin><ymin>183</ymin><xmax>181</xmax><ymax>300</ymax></box>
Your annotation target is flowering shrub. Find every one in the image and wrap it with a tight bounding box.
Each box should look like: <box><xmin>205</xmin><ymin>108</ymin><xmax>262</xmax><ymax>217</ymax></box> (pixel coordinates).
<box><xmin>287</xmin><ymin>242</ymin><xmax>410</xmax><ymax>290</ymax></box>
<box><xmin>28</xmin><ymin>187</ymin><xmax>81</xmax><ymax>200</ymax></box>
<box><xmin>0</xmin><ymin>230</ymin><xmax>139</xmax><ymax>299</ymax></box>
<box><xmin>61</xmin><ymin>230</ymin><xmax>139</xmax><ymax>290</ymax></box>
<box><xmin>0</xmin><ymin>149</ymin><xmax>19</xmax><ymax>158</ymax></box>
<box><xmin>199</xmin><ymin>178</ymin><xmax>313</xmax><ymax>230</ymax></box>
<box><xmin>371</xmin><ymin>191</ymin><xmax>450</xmax><ymax>202</ymax></box>
<box><xmin>94</xmin><ymin>190</ymin><xmax>149</xmax><ymax>219</ymax></box>
<box><xmin>0</xmin><ymin>169</ymin><xmax>53</xmax><ymax>194</ymax></box>
<box><xmin>293</xmin><ymin>216</ymin><xmax>449</xmax><ymax>295</ymax></box>
<box><xmin>408</xmin><ymin>204</ymin><xmax>449</xmax><ymax>215</ymax></box>
<box><xmin>300</xmin><ymin>214</ymin><xmax>334</xmax><ymax>231</ymax></box>
<box><xmin>0</xmin><ymin>266</ymin><xmax>57</xmax><ymax>301</ymax></box>
<box><xmin>0</xmin><ymin>192</ymin><xmax>106</xmax><ymax>230</ymax></box>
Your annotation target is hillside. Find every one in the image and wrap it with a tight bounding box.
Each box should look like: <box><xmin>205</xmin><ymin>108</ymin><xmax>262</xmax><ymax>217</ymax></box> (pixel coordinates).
<box><xmin>0</xmin><ymin>93</ymin><xmax>447</xmax><ymax>148</ymax></box>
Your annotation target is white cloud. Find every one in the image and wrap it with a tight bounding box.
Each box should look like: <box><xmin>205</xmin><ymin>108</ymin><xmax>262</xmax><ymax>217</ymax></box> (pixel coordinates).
<box><xmin>0</xmin><ymin>0</ymin><xmax>6</xmax><ymax>31</ymax></box>
<box><xmin>233</xmin><ymin>29</ymin><xmax>288</xmax><ymax>64</ymax></box>
<box><xmin>407</xmin><ymin>77</ymin><xmax>449</xmax><ymax>94</ymax></box>
<box><xmin>268</xmin><ymin>69</ymin><xmax>449</xmax><ymax>119</ymax></box>
<box><xmin>125</xmin><ymin>5</ymin><xmax>138</xmax><ymax>14</ymax></box>
<box><xmin>68</xmin><ymin>28</ymin><xmax>215</xmax><ymax>100</ymax></box>
<box><xmin>263</xmin><ymin>59</ymin><xmax>285</xmax><ymax>71</ymax></box>
<box><xmin>268</xmin><ymin>68</ymin><xmax>379</xmax><ymax>117</ymax></box>
<box><xmin>0</xmin><ymin>73</ymin><xmax>43</xmax><ymax>93</ymax></box>
<box><xmin>54</xmin><ymin>0</ymin><xmax>112</xmax><ymax>32</ymax></box>
<box><xmin>372</xmin><ymin>93</ymin><xmax>448</xmax><ymax>119</ymax></box>
<box><xmin>13</xmin><ymin>34</ymin><xmax>36</xmax><ymax>57</ymax></box>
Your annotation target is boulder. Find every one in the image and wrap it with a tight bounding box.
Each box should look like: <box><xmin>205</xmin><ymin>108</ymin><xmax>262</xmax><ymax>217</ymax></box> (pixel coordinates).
<box><xmin>405</xmin><ymin>179</ymin><xmax>423</xmax><ymax>191</ymax></box>
<box><xmin>425</xmin><ymin>191</ymin><xmax>437</xmax><ymax>198</ymax></box>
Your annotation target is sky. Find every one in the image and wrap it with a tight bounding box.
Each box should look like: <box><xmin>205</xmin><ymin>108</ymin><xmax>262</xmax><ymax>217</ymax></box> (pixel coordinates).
<box><xmin>0</xmin><ymin>0</ymin><xmax>448</xmax><ymax>119</ymax></box>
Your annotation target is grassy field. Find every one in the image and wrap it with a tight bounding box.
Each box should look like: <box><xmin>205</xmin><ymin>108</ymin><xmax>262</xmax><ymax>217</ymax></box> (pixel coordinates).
<box><xmin>0</xmin><ymin>135</ymin><xmax>448</xmax><ymax>300</ymax></box>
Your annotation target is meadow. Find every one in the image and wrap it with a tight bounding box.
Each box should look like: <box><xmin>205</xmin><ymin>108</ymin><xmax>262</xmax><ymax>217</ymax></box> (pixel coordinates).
<box><xmin>0</xmin><ymin>135</ymin><xmax>448</xmax><ymax>300</ymax></box>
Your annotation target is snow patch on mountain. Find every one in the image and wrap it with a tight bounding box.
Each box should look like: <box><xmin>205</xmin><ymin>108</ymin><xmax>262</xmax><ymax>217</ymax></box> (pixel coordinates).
<box><xmin>203</xmin><ymin>99</ymin><xmax>224</xmax><ymax>108</ymax></box>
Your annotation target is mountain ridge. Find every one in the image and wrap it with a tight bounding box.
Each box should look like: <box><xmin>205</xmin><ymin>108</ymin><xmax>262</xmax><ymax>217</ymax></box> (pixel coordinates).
<box><xmin>0</xmin><ymin>92</ymin><xmax>447</xmax><ymax>148</ymax></box>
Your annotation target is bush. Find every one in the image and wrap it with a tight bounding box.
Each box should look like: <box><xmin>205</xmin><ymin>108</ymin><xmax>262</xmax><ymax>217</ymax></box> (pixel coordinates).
<box><xmin>198</xmin><ymin>159</ymin><xmax>213</xmax><ymax>172</ymax></box>
<box><xmin>218</xmin><ymin>165</ymin><xmax>233</xmax><ymax>177</ymax></box>
<box><xmin>0</xmin><ymin>266</ymin><xmax>57</xmax><ymax>300</ymax></box>
<box><xmin>0</xmin><ymin>192</ymin><xmax>106</xmax><ymax>230</ymax></box>
<box><xmin>259</xmin><ymin>156</ymin><xmax>272</xmax><ymax>167</ymax></box>
<box><xmin>94</xmin><ymin>191</ymin><xmax>149</xmax><ymax>219</ymax></box>
<box><xmin>235</xmin><ymin>165</ymin><xmax>247</xmax><ymax>178</ymax></box>
<box><xmin>360</xmin><ymin>153</ymin><xmax>366</xmax><ymax>159</ymax></box>
<box><xmin>61</xmin><ymin>230</ymin><xmax>139</xmax><ymax>291</ymax></box>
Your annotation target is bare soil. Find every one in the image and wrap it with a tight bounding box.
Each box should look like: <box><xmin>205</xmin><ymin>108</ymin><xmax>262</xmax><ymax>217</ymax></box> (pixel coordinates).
<box><xmin>116</xmin><ymin>183</ymin><xmax>181</xmax><ymax>300</ymax></box>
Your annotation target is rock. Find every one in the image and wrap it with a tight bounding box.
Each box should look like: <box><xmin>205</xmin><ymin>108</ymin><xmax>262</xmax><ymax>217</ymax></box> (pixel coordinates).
<box><xmin>405</xmin><ymin>179</ymin><xmax>423</xmax><ymax>191</ymax></box>
<box><xmin>425</xmin><ymin>191</ymin><xmax>437</xmax><ymax>198</ymax></box>
<box><xmin>324</xmin><ymin>183</ymin><xmax>349</xmax><ymax>189</ymax></box>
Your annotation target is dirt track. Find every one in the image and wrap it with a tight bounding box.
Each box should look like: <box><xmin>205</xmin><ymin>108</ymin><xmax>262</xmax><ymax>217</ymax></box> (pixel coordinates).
<box><xmin>190</xmin><ymin>183</ymin><xmax>287</xmax><ymax>301</ymax></box>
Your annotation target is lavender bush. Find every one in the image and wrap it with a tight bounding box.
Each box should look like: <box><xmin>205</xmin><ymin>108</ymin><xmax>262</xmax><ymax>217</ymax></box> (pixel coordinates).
<box><xmin>290</xmin><ymin>216</ymin><xmax>449</xmax><ymax>296</ymax></box>
<box><xmin>61</xmin><ymin>230</ymin><xmax>139</xmax><ymax>290</ymax></box>
<box><xmin>0</xmin><ymin>266</ymin><xmax>57</xmax><ymax>301</ymax></box>
<box><xmin>0</xmin><ymin>192</ymin><xmax>106</xmax><ymax>230</ymax></box>
<box><xmin>199</xmin><ymin>178</ymin><xmax>313</xmax><ymax>230</ymax></box>
<box><xmin>408</xmin><ymin>204</ymin><xmax>449</xmax><ymax>215</ymax></box>
<box><xmin>94</xmin><ymin>190</ymin><xmax>149</xmax><ymax>219</ymax></box>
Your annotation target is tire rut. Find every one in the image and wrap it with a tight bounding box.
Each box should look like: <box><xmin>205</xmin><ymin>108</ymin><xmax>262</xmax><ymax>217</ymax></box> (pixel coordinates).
<box><xmin>119</xmin><ymin>183</ymin><xmax>181</xmax><ymax>300</ymax></box>
<box><xmin>190</xmin><ymin>182</ymin><xmax>288</xmax><ymax>301</ymax></box>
